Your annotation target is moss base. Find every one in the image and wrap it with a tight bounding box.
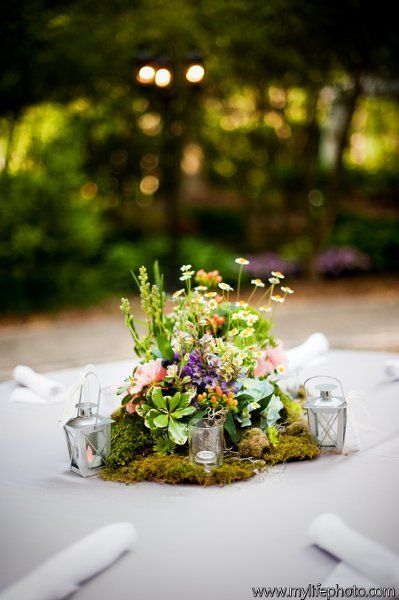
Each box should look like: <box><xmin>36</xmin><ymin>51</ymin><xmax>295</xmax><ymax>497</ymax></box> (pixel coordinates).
<box><xmin>99</xmin><ymin>433</ymin><xmax>319</xmax><ymax>486</ymax></box>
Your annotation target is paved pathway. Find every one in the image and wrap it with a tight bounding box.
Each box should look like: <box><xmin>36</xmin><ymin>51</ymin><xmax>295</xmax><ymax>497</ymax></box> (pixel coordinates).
<box><xmin>1</xmin><ymin>278</ymin><xmax>398</xmax><ymax>381</ymax></box>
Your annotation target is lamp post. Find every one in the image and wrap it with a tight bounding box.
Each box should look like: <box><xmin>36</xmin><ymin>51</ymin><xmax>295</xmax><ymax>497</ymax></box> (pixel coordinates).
<box><xmin>135</xmin><ymin>51</ymin><xmax>205</xmax><ymax>283</ymax></box>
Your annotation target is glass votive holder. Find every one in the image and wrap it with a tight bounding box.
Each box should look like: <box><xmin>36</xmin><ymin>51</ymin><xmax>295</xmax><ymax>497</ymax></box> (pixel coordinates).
<box><xmin>189</xmin><ymin>419</ymin><xmax>224</xmax><ymax>472</ymax></box>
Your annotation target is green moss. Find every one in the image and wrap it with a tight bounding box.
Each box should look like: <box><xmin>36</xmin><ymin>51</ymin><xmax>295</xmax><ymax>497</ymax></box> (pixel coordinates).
<box><xmin>238</xmin><ymin>428</ymin><xmax>270</xmax><ymax>458</ymax></box>
<box><xmin>100</xmin><ymin>455</ymin><xmax>263</xmax><ymax>486</ymax></box>
<box><xmin>106</xmin><ymin>412</ymin><xmax>152</xmax><ymax>469</ymax></box>
<box><xmin>264</xmin><ymin>433</ymin><xmax>319</xmax><ymax>466</ymax></box>
<box><xmin>275</xmin><ymin>383</ymin><xmax>303</xmax><ymax>423</ymax></box>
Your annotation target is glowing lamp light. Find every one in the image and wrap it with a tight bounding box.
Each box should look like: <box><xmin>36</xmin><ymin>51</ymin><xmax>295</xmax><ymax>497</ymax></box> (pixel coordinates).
<box><xmin>185</xmin><ymin>64</ymin><xmax>205</xmax><ymax>84</ymax></box>
<box><xmin>140</xmin><ymin>175</ymin><xmax>159</xmax><ymax>195</ymax></box>
<box><xmin>155</xmin><ymin>68</ymin><xmax>172</xmax><ymax>87</ymax></box>
<box><xmin>137</xmin><ymin>65</ymin><xmax>155</xmax><ymax>84</ymax></box>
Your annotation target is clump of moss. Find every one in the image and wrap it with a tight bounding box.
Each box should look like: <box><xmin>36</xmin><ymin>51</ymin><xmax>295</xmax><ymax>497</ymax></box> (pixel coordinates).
<box><xmin>264</xmin><ymin>433</ymin><xmax>319</xmax><ymax>466</ymax></box>
<box><xmin>285</xmin><ymin>420</ymin><xmax>308</xmax><ymax>436</ymax></box>
<box><xmin>106</xmin><ymin>412</ymin><xmax>152</xmax><ymax>469</ymax></box>
<box><xmin>238</xmin><ymin>428</ymin><xmax>270</xmax><ymax>458</ymax></box>
<box><xmin>100</xmin><ymin>455</ymin><xmax>264</xmax><ymax>486</ymax></box>
<box><xmin>275</xmin><ymin>383</ymin><xmax>303</xmax><ymax>424</ymax></box>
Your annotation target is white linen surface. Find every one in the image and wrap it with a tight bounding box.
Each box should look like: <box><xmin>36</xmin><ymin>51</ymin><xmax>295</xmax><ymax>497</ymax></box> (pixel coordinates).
<box><xmin>308</xmin><ymin>513</ymin><xmax>399</xmax><ymax>587</ymax></box>
<box><xmin>0</xmin><ymin>523</ymin><xmax>138</xmax><ymax>600</ymax></box>
<box><xmin>12</xmin><ymin>365</ymin><xmax>65</xmax><ymax>404</ymax></box>
<box><xmin>323</xmin><ymin>562</ymin><xmax>378</xmax><ymax>588</ymax></box>
<box><xmin>1</xmin><ymin>351</ymin><xmax>398</xmax><ymax>600</ymax></box>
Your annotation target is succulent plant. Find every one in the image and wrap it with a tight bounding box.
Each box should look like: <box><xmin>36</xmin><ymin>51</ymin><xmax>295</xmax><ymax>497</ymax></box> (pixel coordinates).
<box><xmin>136</xmin><ymin>387</ymin><xmax>196</xmax><ymax>444</ymax></box>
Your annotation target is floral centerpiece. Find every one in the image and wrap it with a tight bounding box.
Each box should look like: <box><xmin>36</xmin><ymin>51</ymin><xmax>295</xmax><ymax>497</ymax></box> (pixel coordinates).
<box><xmin>101</xmin><ymin>259</ymin><xmax>319</xmax><ymax>486</ymax></box>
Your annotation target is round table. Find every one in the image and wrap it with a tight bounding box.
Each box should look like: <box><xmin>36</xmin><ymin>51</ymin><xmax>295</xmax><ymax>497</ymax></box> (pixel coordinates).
<box><xmin>1</xmin><ymin>350</ymin><xmax>398</xmax><ymax>599</ymax></box>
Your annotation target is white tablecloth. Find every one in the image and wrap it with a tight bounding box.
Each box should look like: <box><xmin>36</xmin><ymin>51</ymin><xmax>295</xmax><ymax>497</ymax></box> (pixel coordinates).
<box><xmin>1</xmin><ymin>350</ymin><xmax>399</xmax><ymax>599</ymax></box>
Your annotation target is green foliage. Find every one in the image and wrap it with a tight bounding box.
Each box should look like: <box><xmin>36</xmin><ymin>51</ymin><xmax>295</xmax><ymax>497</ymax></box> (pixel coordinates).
<box><xmin>152</xmin><ymin>433</ymin><xmax>176</xmax><ymax>456</ymax></box>
<box><xmin>330</xmin><ymin>214</ymin><xmax>399</xmax><ymax>272</ymax></box>
<box><xmin>106</xmin><ymin>412</ymin><xmax>152</xmax><ymax>469</ymax></box>
<box><xmin>136</xmin><ymin>388</ymin><xmax>196</xmax><ymax>444</ymax></box>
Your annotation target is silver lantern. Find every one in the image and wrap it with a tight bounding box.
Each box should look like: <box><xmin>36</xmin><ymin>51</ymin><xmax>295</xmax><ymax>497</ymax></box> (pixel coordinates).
<box><xmin>304</xmin><ymin>376</ymin><xmax>347</xmax><ymax>452</ymax></box>
<box><xmin>64</xmin><ymin>371</ymin><xmax>112</xmax><ymax>477</ymax></box>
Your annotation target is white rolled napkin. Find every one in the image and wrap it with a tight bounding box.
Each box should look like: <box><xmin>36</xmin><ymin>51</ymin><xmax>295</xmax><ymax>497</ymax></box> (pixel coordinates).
<box><xmin>285</xmin><ymin>332</ymin><xmax>329</xmax><ymax>373</ymax></box>
<box><xmin>12</xmin><ymin>365</ymin><xmax>65</xmax><ymax>404</ymax></box>
<box><xmin>9</xmin><ymin>388</ymin><xmax>50</xmax><ymax>405</ymax></box>
<box><xmin>0</xmin><ymin>522</ymin><xmax>138</xmax><ymax>600</ymax></box>
<box><xmin>384</xmin><ymin>360</ymin><xmax>399</xmax><ymax>381</ymax></box>
<box><xmin>308</xmin><ymin>513</ymin><xmax>399</xmax><ymax>587</ymax></box>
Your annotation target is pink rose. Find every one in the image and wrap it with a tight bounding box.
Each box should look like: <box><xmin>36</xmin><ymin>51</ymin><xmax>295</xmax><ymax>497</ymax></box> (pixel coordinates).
<box><xmin>254</xmin><ymin>340</ymin><xmax>287</xmax><ymax>377</ymax></box>
<box><xmin>127</xmin><ymin>359</ymin><xmax>167</xmax><ymax>396</ymax></box>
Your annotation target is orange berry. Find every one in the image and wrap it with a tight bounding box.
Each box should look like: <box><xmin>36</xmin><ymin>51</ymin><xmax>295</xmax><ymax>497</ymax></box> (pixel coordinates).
<box><xmin>208</xmin><ymin>387</ymin><xmax>214</xmax><ymax>394</ymax></box>
<box><xmin>211</xmin><ymin>396</ymin><xmax>217</xmax><ymax>403</ymax></box>
<box><xmin>216</xmin><ymin>386</ymin><xmax>222</xmax><ymax>397</ymax></box>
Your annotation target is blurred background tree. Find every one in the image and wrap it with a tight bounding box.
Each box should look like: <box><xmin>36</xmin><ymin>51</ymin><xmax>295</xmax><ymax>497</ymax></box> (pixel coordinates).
<box><xmin>1</xmin><ymin>0</ymin><xmax>399</xmax><ymax>312</ymax></box>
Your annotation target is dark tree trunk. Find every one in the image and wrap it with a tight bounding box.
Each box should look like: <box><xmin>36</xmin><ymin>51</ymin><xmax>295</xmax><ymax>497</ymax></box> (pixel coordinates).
<box><xmin>307</xmin><ymin>76</ymin><xmax>362</xmax><ymax>279</ymax></box>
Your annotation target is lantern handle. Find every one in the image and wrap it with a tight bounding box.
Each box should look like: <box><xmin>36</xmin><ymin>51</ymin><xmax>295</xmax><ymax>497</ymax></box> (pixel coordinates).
<box><xmin>303</xmin><ymin>375</ymin><xmax>345</xmax><ymax>400</ymax></box>
<box><xmin>80</xmin><ymin>369</ymin><xmax>102</xmax><ymax>423</ymax></box>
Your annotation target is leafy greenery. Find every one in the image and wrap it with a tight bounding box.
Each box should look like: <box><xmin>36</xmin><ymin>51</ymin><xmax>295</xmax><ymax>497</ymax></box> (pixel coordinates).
<box><xmin>136</xmin><ymin>388</ymin><xmax>196</xmax><ymax>445</ymax></box>
<box><xmin>1</xmin><ymin>0</ymin><xmax>399</xmax><ymax>312</ymax></box>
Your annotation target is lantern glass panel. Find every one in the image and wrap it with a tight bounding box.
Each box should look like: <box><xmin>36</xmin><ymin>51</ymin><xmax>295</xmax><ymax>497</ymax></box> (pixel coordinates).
<box><xmin>304</xmin><ymin>376</ymin><xmax>347</xmax><ymax>453</ymax></box>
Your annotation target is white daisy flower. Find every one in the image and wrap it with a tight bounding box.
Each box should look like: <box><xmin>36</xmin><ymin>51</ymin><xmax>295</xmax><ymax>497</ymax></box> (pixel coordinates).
<box><xmin>194</xmin><ymin>286</ymin><xmax>208</xmax><ymax>291</ymax></box>
<box><xmin>251</xmin><ymin>278</ymin><xmax>265</xmax><ymax>288</ymax></box>
<box><xmin>271</xmin><ymin>294</ymin><xmax>285</xmax><ymax>303</ymax></box>
<box><xmin>204</xmin><ymin>291</ymin><xmax>217</xmax><ymax>298</ymax></box>
<box><xmin>231</xmin><ymin>310</ymin><xmax>249</xmax><ymax>321</ymax></box>
<box><xmin>268</xmin><ymin>277</ymin><xmax>280</xmax><ymax>284</ymax></box>
<box><xmin>228</xmin><ymin>328</ymin><xmax>239</xmax><ymax>336</ymax></box>
<box><xmin>179</xmin><ymin>271</ymin><xmax>195</xmax><ymax>281</ymax></box>
<box><xmin>271</xmin><ymin>271</ymin><xmax>285</xmax><ymax>279</ymax></box>
<box><xmin>180</xmin><ymin>264</ymin><xmax>192</xmax><ymax>272</ymax></box>
<box><xmin>246</xmin><ymin>313</ymin><xmax>259</xmax><ymax>325</ymax></box>
<box><xmin>218</xmin><ymin>282</ymin><xmax>234</xmax><ymax>292</ymax></box>
<box><xmin>172</xmin><ymin>288</ymin><xmax>185</xmax><ymax>298</ymax></box>
<box><xmin>235</xmin><ymin>257</ymin><xmax>249</xmax><ymax>265</ymax></box>
<box><xmin>241</xmin><ymin>327</ymin><xmax>255</xmax><ymax>338</ymax></box>
<box><xmin>259</xmin><ymin>305</ymin><xmax>272</xmax><ymax>313</ymax></box>
<box><xmin>276</xmin><ymin>365</ymin><xmax>286</xmax><ymax>373</ymax></box>
<box><xmin>207</xmin><ymin>299</ymin><xmax>218</xmax><ymax>310</ymax></box>
<box><xmin>235</xmin><ymin>301</ymin><xmax>248</xmax><ymax>308</ymax></box>
<box><xmin>281</xmin><ymin>286</ymin><xmax>294</xmax><ymax>295</ymax></box>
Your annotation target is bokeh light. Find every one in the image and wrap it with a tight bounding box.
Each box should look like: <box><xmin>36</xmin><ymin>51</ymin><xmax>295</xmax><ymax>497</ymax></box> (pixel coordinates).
<box><xmin>185</xmin><ymin>64</ymin><xmax>205</xmax><ymax>84</ymax></box>
<box><xmin>137</xmin><ymin>65</ymin><xmax>155</xmax><ymax>84</ymax></box>
<box><xmin>155</xmin><ymin>68</ymin><xmax>172</xmax><ymax>87</ymax></box>
<box><xmin>140</xmin><ymin>175</ymin><xmax>159</xmax><ymax>195</ymax></box>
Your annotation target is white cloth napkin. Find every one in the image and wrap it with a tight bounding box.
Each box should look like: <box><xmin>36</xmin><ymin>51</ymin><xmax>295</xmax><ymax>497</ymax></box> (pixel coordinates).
<box><xmin>384</xmin><ymin>360</ymin><xmax>399</xmax><ymax>381</ymax></box>
<box><xmin>285</xmin><ymin>333</ymin><xmax>329</xmax><ymax>373</ymax></box>
<box><xmin>308</xmin><ymin>513</ymin><xmax>399</xmax><ymax>587</ymax></box>
<box><xmin>0</xmin><ymin>522</ymin><xmax>138</xmax><ymax>600</ymax></box>
<box><xmin>11</xmin><ymin>366</ymin><xmax>65</xmax><ymax>404</ymax></box>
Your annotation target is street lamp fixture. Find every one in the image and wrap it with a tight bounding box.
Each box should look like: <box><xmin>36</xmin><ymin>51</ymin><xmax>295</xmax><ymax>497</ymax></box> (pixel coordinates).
<box><xmin>135</xmin><ymin>51</ymin><xmax>205</xmax><ymax>89</ymax></box>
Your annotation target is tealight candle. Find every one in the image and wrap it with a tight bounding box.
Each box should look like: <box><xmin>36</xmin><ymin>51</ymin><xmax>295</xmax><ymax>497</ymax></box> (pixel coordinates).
<box><xmin>195</xmin><ymin>450</ymin><xmax>216</xmax><ymax>465</ymax></box>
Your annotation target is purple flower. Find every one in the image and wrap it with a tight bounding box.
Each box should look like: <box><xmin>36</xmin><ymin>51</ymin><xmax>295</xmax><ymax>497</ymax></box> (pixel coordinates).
<box><xmin>317</xmin><ymin>247</ymin><xmax>371</xmax><ymax>276</ymax></box>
